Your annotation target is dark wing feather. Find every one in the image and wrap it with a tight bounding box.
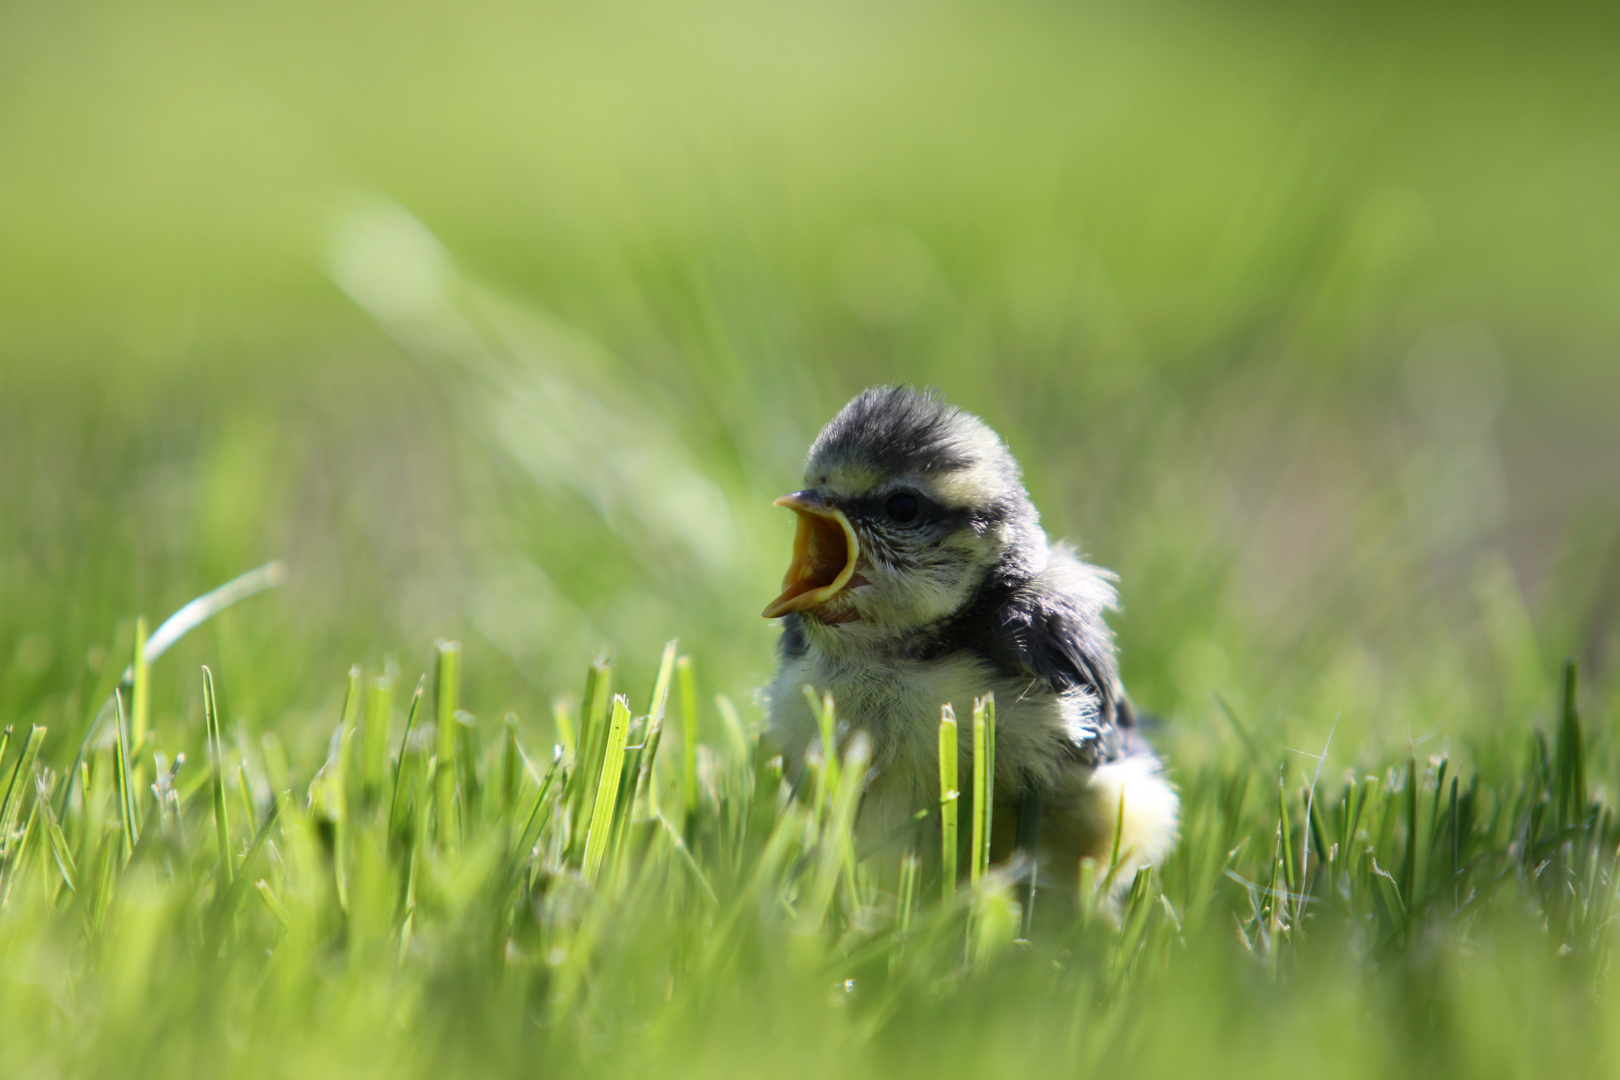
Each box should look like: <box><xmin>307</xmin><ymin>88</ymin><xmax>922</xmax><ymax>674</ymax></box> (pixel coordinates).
<box><xmin>989</xmin><ymin>551</ymin><xmax>1134</xmax><ymax>760</ymax></box>
<box><xmin>915</xmin><ymin>547</ymin><xmax>1135</xmax><ymax>760</ymax></box>
<box><xmin>999</xmin><ymin>589</ymin><xmax>1117</xmax><ymax>702</ymax></box>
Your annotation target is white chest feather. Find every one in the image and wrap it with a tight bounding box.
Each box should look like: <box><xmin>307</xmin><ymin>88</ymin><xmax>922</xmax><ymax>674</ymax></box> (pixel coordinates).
<box><xmin>767</xmin><ymin>649</ymin><xmax>1078</xmax><ymax>798</ymax></box>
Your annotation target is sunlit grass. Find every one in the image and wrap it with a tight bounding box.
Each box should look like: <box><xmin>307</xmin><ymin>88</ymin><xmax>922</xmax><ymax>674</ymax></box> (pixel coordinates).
<box><xmin>3</xmin><ymin>1</ymin><xmax>1620</xmax><ymax>1076</ymax></box>
<box><xmin>0</xmin><ymin>572</ymin><xmax>1615</xmax><ymax>1078</ymax></box>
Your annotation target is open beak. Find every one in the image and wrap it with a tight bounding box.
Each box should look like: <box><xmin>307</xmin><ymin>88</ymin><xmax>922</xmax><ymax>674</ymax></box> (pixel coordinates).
<box><xmin>762</xmin><ymin>491</ymin><xmax>861</xmax><ymax>618</ymax></box>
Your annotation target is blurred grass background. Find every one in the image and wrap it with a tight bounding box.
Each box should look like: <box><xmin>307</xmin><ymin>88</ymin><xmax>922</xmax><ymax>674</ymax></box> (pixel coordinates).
<box><xmin>3</xmin><ymin>0</ymin><xmax>1620</xmax><ymax>1008</ymax></box>
<box><xmin>6</xmin><ymin>0</ymin><xmax>1620</xmax><ymax>763</ymax></box>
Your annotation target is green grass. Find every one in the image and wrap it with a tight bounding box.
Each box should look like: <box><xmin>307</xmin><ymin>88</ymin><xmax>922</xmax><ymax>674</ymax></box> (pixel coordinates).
<box><xmin>0</xmin><ymin>574</ymin><xmax>1615</xmax><ymax>1078</ymax></box>
<box><xmin>4</xmin><ymin>0</ymin><xmax>1620</xmax><ymax>1074</ymax></box>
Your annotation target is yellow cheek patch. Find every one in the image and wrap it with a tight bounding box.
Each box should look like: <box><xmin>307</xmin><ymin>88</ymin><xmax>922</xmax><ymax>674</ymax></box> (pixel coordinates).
<box><xmin>926</xmin><ymin>463</ymin><xmax>1000</xmax><ymax>512</ymax></box>
<box><xmin>809</xmin><ymin>462</ymin><xmax>885</xmax><ymax>496</ymax></box>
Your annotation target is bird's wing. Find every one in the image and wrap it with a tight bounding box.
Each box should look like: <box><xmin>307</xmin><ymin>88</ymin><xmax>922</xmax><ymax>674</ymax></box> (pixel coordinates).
<box><xmin>992</xmin><ymin>549</ymin><xmax>1130</xmax><ymax>754</ymax></box>
<box><xmin>1000</xmin><ymin>595</ymin><xmax>1117</xmax><ymax>702</ymax></box>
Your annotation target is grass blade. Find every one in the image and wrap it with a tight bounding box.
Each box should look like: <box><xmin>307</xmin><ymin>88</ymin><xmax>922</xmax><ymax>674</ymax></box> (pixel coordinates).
<box><xmin>0</xmin><ymin>726</ymin><xmax>47</xmax><ymax>864</ymax></box>
<box><xmin>971</xmin><ymin>695</ymin><xmax>995</xmax><ymax>885</ymax></box>
<box><xmin>678</xmin><ymin>655</ymin><xmax>698</xmax><ymax>823</ymax></box>
<box><xmin>40</xmin><ymin>796</ymin><xmax>78</xmax><ymax>896</ymax></box>
<box><xmin>897</xmin><ymin>849</ymin><xmax>920</xmax><ymax>940</ymax></box>
<box><xmin>130</xmin><ymin>616</ymin><xmax>149</xmax><ymax>785</ymax></box>
<box><xmin>113</xmin><ymin>691</ymin><xmax>137</xmax><ymax>861</ymax></box>
<box><xmin>388</xmin><ymin>675</ymin><xmax>428</xmax><ymax>831</ymax></box>
<box><xmin>1555</xmin><ymin>658</ymin><xmax>1584</xmax><ymax>830</ymax></box>
<box><xmin>143</xmin><ymin>562</ymin><xmax>288</xmax><ymax>665</ymax></box>
<box><xmin>203</xmin><ymin>666</ymin><xmax>232</xmax><ymax>886</ymax></box>
<box><xmin>362</xmin><ymin>675</ymin><xmax>394</xmax><ymax>805</ymax></box>
<box><xmin>631</xmin><ymin>640</ymin><xmax>679</xmax><ymax>822</ymax></box>
<box><xmin>582</xmin><ymin>695</ymin><xmax>632</xmax><ymax>884</ymax></box>
<box><xmin>434</xmin><ymin>640</ymin><xmax>462</xmax><ymax>846</ymax></box>
<box><xmin>939</xmin><ymin>704</ymin><xmax>958</xmax><ymax>898</ymax></box>
<box><xmin>570</xmin><ymin>655</ymin><xmax>614</xmax><ymax>855</ymax></box>
<box><xmin>500</xmin><ymin>713</ymin><xmax>523</xmax><ymax>817</ymax></box>
<box><xmin>551</xmin><ymin>698</ymin><xmax>576</xmax><ymax>759</ymax></box>
<box><xmin>796</xmin><ymin>732</ymin><xmax>871</xmax><ymax>934</ymax></box>
<box><xmin>513</xmin><ymin>751</ymin><xmax>564</xmax><ymax>865</ymax></box>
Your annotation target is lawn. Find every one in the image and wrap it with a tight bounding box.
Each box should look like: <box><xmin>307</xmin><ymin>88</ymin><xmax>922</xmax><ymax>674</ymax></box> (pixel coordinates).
<box><xmin>2</xmin><ymin>0</ymin><xmax>1619</xmax><ymax>1076</ymax></box>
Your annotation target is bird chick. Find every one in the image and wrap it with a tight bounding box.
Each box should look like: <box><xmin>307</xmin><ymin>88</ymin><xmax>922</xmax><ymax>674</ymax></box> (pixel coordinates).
<box><xmin>764</xmin><ymin>387</ymin><xmax>1177</xmax><ymax>893</ymax></box>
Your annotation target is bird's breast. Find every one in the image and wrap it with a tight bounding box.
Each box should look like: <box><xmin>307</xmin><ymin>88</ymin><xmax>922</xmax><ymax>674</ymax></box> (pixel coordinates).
<box><xmin>767</xmin><ymin>648</ymin><xmax>1072</xmax><ymax>796</ymax></box>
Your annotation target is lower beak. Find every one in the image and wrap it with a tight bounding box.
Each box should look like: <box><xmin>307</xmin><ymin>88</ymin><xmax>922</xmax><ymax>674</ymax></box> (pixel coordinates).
<box><xmin>763</xmin><ymin>491</ymin><xmax>861</xmax><ymax>618</ymax></box>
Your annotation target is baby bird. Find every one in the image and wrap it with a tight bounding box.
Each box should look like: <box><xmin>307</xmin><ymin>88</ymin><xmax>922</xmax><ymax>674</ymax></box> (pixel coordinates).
<box><xmin>764</xmin><ymin>387</ymin><xmax>1177</xmax><ymax>892</ymax></box>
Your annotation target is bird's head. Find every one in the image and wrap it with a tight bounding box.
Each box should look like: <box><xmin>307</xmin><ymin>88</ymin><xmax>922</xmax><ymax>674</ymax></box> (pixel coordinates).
<box><xmin>764</xmin><ymin>387</ymin><xmax>1047</xmax><ymax>645</ymax></box>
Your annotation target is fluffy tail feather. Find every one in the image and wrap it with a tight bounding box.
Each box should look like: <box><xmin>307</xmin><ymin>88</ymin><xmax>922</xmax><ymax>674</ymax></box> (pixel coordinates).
<box><xmin>1041</xmin><ymin>753</ymin><xmax>1179</xmax><ymax>899</ymax></box>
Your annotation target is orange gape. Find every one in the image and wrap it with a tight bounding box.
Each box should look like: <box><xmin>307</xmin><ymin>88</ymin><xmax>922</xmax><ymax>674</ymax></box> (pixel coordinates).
<box><xmin>762</xmin><ymin>492</ymin><xmax>860</xmax><ymax>618</ymax></box>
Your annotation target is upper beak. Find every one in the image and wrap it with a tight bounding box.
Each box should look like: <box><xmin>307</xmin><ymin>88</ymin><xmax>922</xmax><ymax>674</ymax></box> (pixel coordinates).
<box><xmin>762</xmin><ymin>490</ymin><xmax>861</xmax><ymax>618</ymax></box>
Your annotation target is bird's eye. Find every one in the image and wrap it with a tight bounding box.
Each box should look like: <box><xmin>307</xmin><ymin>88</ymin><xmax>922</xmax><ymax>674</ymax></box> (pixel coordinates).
<box><xmin>885</xmin><ymin>493</ymin><xmax>920</xmax><ymax>524</ymax></box>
